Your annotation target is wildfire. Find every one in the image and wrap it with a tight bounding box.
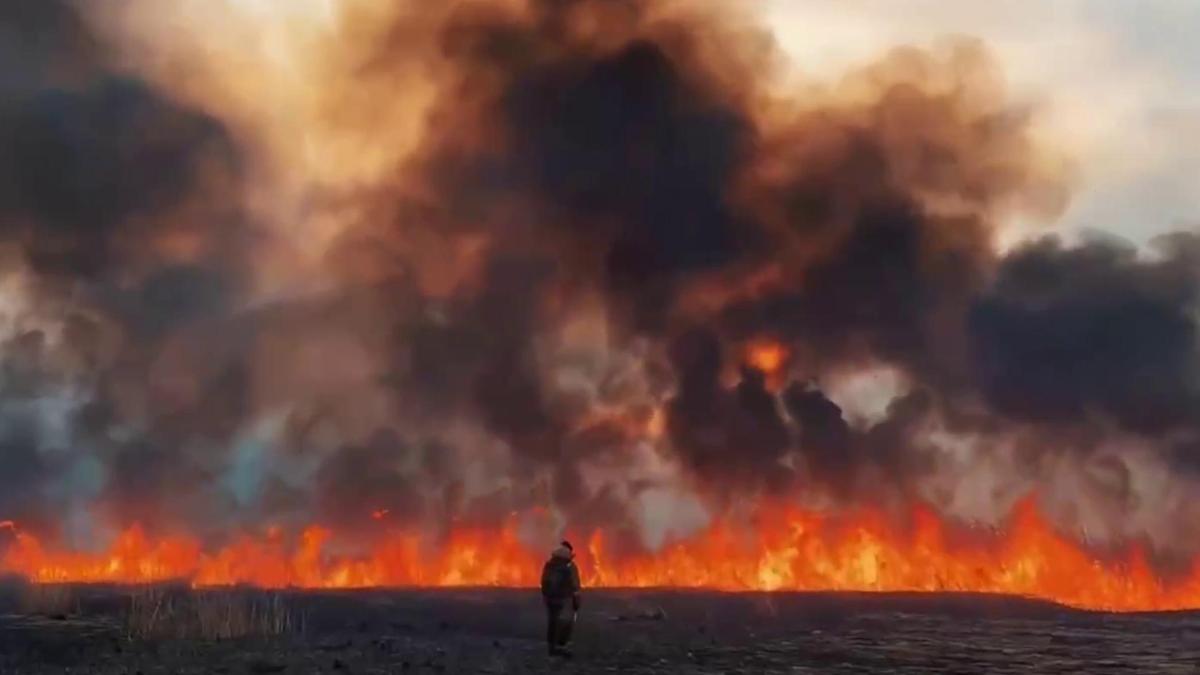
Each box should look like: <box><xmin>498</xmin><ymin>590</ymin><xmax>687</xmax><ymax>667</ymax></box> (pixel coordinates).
<box><xmin>3</xmin><ymin>498</ymin><xmax>1199</xmax><ymax>612</ymax></box>
<box><xmin>744</xmin><ymin>339</ymin><xmax>790</xmax><ymax>385</ymax></box>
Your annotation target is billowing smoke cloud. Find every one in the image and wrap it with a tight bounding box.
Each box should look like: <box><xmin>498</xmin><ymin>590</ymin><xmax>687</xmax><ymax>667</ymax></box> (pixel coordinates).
<box><xmin>0</xmin><ymin>0</ymin><xmax>1197</xmax><ymax>563</ymax></box>
<box><xmin>0</xmin><ymin>0</ymin><xmax>255</xmax><ymax>538</ymax></box>
<box><xmin>970</xmin><ymin>233</ymin><xmax>1200</xmax><ymax>436</ymax></box>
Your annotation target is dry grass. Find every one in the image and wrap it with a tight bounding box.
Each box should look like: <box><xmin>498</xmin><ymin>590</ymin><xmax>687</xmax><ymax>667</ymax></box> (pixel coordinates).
<box><xmin>17</xmin><ymin>582</ymin><xmax>80</xmax><ymax>618</ymax></box>
<box><xmin>194</xmin><ymin>589</ymin><xmax>300</xmax><ymax>639</ymax></box>
<box><xmin>125</xmin><ymin>585</ymin><xmax>303</xmax><ymax>640</ymax></box>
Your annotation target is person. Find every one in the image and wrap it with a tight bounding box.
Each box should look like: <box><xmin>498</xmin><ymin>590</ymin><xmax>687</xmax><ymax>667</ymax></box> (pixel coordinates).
<box><xmin>540</xmin><ymin>540</ymin><xmax>581</xmax><ymax>657</ymax></box>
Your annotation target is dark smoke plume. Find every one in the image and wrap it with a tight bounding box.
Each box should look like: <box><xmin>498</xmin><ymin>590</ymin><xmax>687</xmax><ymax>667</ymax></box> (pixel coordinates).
<box><xmin>0</xmin><ymin>0</ymin><xmax>256</xmax><ymax>539</ymax></box>
<box><xmin>970</xmin><ymin>234</ymin><xmax>1200</xmax><ymax>437</ymax></box>
<box><xmin>0</xmin><ymin>0</ymin><xmax>1197</xmax><ymax>563</ymax></box>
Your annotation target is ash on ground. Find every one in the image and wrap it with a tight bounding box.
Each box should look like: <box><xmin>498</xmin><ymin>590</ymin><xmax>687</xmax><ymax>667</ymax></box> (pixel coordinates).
<box><xmin>1</xmin><ymin>583</ymin><xmax>1197</xmax><ymax>674</ymax></box>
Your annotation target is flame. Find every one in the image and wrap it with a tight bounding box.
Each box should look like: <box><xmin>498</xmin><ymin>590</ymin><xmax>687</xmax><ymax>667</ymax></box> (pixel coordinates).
<box><xmin>743</xmin><ymin>339</ymin><xmax>791</xmax><ymax>391</ymax></box>
<box><xmin>3</xmin><ymin>498</ymin><xmax>1199</xmax><ymax>612</ymax></box>
<box><xmin>745</xmin><ymin>339</ymin><xmax>788</xmax><ymax>378</ymax></box>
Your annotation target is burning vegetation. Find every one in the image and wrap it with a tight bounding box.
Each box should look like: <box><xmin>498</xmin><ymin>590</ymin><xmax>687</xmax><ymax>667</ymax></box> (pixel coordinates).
<box><xmin>4</xmin><ymin>498</ymin><xmax>1200</xmax><ymax>612</ymax></box>
<box><xmin>0</xmin><ymin>0</ymin><xmax>1198</xmax><ymax>613</ymax></box>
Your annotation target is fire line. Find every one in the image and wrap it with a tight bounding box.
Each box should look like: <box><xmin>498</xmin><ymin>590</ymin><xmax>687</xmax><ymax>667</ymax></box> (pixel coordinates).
<box><xmin>3</xmin><ymin>497</ymin><xmax>1197</xmax><ymax>613</ymax></box>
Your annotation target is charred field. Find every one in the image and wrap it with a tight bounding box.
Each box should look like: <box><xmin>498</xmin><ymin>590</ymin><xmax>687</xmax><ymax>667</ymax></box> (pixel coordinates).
<box><xmin>1</xmin><ymin>582</ymin><xmax>1197</xmax><ymax>674</ymax></box>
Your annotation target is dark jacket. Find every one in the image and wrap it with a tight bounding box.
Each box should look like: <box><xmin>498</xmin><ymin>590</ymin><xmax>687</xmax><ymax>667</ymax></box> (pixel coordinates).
<box><xmin>541</xmin><ymin>546</ymin><xmax>581</xmax><ymax>606</ymax></box>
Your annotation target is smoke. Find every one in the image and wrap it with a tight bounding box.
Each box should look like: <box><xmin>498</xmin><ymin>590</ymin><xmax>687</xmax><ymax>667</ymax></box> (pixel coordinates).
<box><xmin>970</xmin><ymin>233</ymin><xmax>1200</xmax><ymax>436</ymax></box>
<box><xmin>0</xmin><ymin>0</ymin><xmax>1196</xmax><ymax>563</ymax></box>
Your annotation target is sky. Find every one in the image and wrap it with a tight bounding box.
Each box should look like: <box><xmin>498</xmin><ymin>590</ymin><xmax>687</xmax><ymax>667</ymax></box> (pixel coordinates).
<box><xmin>762</xmin><ymin>0</ymin><xmax>1200</xmax><ymax>247</ymax></box>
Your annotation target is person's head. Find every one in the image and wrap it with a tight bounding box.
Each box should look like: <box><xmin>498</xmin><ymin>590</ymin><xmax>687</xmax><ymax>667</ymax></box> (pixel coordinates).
<box><xmin>552</xmin><ymin>540</ymin><xmax>574</xmax><ymax>559</ymax></box>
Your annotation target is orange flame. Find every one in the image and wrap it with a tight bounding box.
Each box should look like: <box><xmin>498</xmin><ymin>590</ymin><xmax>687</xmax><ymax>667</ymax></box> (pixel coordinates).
<box><xmin>3</xmin><ymin>499</ymin><xmax>1199</xmax><ymax>612</ymax></box>
<box><xmin>745</xmin><ymin>340</ymin><xmax>788</xmax><ymax>375</ymax></box>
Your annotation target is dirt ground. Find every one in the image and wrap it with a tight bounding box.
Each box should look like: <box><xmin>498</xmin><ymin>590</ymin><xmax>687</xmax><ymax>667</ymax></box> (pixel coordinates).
<box><xmin>1</xmin><ymin>582</ymin><xmax>1197</xmax><ymax>674</ymax></box>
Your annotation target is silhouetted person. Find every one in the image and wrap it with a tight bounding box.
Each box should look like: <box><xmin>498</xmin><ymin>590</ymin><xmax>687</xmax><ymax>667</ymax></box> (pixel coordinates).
<box><xmin>540</xmin><ymin>540</ymin><xmax>581</xmax><ymax>657</ymax></box>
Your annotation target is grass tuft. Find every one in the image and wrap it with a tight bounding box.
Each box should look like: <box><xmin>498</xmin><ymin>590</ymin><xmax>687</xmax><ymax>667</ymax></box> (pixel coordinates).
<box><xmin>17</xmin><ymin>581</ymin><xmax>80</xmax><ymax>618</ymax></box>
<box><xmin>124</xmin><ymin>585</ymin><xmax>303</xmax><ymax>640</ymax></box>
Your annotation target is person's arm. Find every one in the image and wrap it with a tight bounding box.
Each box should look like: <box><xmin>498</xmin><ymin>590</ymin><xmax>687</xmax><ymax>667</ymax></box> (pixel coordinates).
<box><xmin>540</xmin><ymin>561</ymin><xmax>552</xmax><ymax>600</ymax></box>
<box><xmin>570</xmin><ymin>563</ymin><xmax>581</xmax><ymax>610</ymax></box>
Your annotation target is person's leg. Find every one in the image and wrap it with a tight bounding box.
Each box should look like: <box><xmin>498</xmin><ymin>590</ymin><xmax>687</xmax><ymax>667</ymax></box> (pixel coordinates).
<box><xmin>546</xmin><ymin>603</ymin><xmax>562</xmax><ymax>654</ymax></box>
<box><xmin>557</xmin><ymin>609</ymin><xmax>574</xmax><ymax>648</ymax></box>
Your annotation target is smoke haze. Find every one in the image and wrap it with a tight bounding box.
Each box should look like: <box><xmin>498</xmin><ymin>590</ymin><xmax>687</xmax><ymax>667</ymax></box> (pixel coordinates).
<box><xmin>0</xmin><ymin>0</ymin><xmax>1196</xmax><ymax>565</ymax></box>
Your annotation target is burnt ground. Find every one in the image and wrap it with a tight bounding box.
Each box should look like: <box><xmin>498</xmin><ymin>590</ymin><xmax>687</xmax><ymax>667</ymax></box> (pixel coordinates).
<box><xmin>1</xmin><ymin>583</ymin><xmax>1198</xmax><ymax>674</ymax></box>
